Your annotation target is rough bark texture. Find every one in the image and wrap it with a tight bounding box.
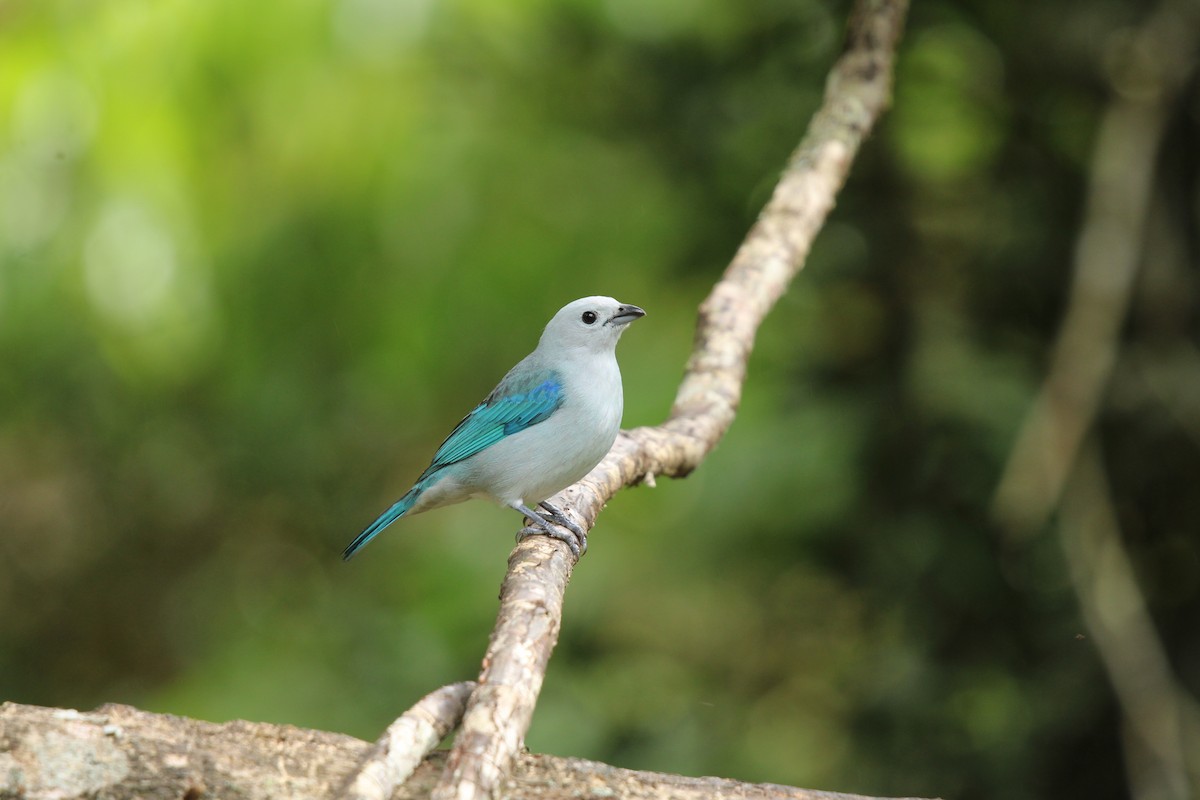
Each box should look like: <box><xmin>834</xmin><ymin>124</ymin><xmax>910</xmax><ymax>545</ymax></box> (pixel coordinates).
<box><xmin>430</xmin><ymin>541</ymin><xmax>575</xmax><ymax>800</ymax></box>
<box><xmin>428</xmin><ymin>2</ymin><xmax>910</xmax><ymax>799</ymax></box>
<box><xmin>0</xmin><ymin>702</ymin><xmax>937</xmax><ymax>800</ymax></box>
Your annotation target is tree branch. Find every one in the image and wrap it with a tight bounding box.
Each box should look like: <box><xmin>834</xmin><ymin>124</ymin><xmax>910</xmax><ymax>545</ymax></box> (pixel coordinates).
<box><xmin>341</xmin><ymin>682</ymin><xmax>476</xmax><ymax>800</ymax></box>
<box><xmin>1061</xmin><ymin>445</ymin><xmax>1200</xmax><ymax>800</ymax></box>
<box><xmin>0</xmin><ymin>3</ymin><xmax>917</xmax><ymax>799</ymax></box>
<box><xmin>989</xmin><ymin>1</ymin><xmax>1200</xmax><ymax>798</ymax></box>
<box><xmin>991</xmin><ymin>0</ymin><xmax>1200</xmax><ymax>538</ymax></box>
<box><xmin>426</xmin><ymin>2</ymin><xmax>910</xmax><ymax>799</ymax></box>
<box><xmin>0</xmin><ymin>702</ymin><xmax>937</xmax><ymax>800</ymax></box>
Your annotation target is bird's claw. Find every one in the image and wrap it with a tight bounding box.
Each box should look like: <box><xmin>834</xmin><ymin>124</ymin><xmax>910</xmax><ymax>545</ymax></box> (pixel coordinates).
<box><xmin>538</xmin><ymin>501</ymin><xmax>587</xmax><ymax>540</ymax></box>
<box><xmin>517</xmin><ymin>524</ymin><xmax>585</xmax><ymax>558</ymax></box>
<box><xmin>512</xmin><ymin>501</ymin><xmax>588</xmax><ymax>557</ymax></box>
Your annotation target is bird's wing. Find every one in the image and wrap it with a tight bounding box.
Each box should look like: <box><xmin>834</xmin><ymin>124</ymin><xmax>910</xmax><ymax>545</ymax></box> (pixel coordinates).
<box><xmin>423</xmin><ymin>368</ymin><xmax>564</xmax><ymax>473</ymax></box>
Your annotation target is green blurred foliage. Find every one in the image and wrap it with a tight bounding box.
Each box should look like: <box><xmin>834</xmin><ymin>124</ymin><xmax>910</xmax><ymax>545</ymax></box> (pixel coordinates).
<box><xmin>2</xmin><ymin>1</ymin><xmax>1198</xmax><ymax>799</ymax></box>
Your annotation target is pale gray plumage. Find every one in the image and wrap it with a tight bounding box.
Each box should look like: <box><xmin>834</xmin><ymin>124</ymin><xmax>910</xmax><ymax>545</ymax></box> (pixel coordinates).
<box><xmin>343</xmin><ymin>296</ymin><xmax>644</xmax><ymax>560</ymax></box>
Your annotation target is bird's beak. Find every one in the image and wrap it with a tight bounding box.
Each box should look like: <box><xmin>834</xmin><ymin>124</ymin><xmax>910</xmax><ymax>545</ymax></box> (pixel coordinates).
<box><xmin>607</xmin><ymin>304</ymin><xmax>646</xmax><ymax>326</ymax></box>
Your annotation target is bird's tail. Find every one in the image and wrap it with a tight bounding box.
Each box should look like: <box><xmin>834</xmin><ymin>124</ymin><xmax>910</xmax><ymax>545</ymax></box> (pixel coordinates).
<box><xmin>342</xmin><ymin>487</ymin><xmax>420</xmax><ymax>561</ymax></box>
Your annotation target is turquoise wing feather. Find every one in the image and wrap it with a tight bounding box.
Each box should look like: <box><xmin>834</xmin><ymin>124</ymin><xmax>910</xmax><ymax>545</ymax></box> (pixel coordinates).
<box><xmin>344</xmin><ymin>366</ymin><xmax>564</xmax><ymax>561</ymax></box>
<box><xmin>423</xmin><ymin>368</ymin><xmax>564</xmax><ymax>474</ymax></box>
<box><xmin>343</xmin><ymin>368</ymin><xmax>564</xmax><ymax>561</ymax></box>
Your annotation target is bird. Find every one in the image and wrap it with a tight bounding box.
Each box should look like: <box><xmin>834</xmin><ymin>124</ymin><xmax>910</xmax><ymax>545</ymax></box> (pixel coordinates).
<box><xmin>342</xmin><ymin>296</ymin><xmax>645</xmax><ymax>561</ymax></box>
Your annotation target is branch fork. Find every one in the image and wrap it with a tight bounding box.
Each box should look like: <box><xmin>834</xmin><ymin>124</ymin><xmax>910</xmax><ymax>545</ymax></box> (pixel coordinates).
<box><xmin>340</xmin><ymin>2</ymin><xmax>911</xmax><ymax>798</ymax></box>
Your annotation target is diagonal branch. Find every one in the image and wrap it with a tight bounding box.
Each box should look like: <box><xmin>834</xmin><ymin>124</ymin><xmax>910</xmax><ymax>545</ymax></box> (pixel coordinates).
<box><xmin>990</xmin><ymin>0</ymin><xmax>1200</xmax><ymax>538</ymax></box>
<box><xmin>341</xmin><ymin>682</ymin><xmax>475</xmax><ymax>800</ymax></box>
<box><xmin>989</xmin><ymin>1</ymin><xmax>1200</xmax><ymax>798</ymax></box>
<box><xmin>1061</xmin><ymin>444</ymin><xmax>1200</xmax><ymax>800</ymax></box>
<box><xmin>422</xmin><ymin>3</ymin><xmax>911</xmax><ymax>799</ymax></box>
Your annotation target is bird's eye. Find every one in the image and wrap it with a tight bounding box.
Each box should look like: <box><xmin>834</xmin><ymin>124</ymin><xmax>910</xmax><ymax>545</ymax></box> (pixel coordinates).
<box><xmin>581</xmin><ymin>311</ymin><xmax>598</xmax><ymax>325</ymax></box>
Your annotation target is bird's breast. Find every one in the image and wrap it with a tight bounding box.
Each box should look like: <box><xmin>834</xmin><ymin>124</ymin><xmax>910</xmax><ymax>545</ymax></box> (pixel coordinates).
<box><xmin>463</xmin><ymin>356</ymin><xmax>624</xmax><ymax>505</ymax></box>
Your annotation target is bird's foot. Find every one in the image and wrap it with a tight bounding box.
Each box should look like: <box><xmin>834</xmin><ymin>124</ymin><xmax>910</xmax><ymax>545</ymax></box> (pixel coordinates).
<box><xmin>513</xmin><ymin>502</ymin><xmax>588</xmax><ymax>557</ymax></box>
<box><xmin>538</xmin><ymin>501</ymin><xmax>588</xmax><ymax>540</ymax></box>
<box><xmin>517</xmin><ymin>524</ymin><xmax>585</xmax><ymax>558</ymax></box>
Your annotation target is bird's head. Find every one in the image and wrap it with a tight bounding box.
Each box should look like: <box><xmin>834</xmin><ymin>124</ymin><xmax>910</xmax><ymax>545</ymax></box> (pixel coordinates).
<box><xmin>539</xmin><ymin>296</ymin><xmax>645</xmax><ymax>354</ymax></box>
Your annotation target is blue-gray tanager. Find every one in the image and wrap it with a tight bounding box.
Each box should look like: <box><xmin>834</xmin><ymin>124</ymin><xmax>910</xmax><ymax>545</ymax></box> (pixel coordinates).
<box><xmin>343</xmin><ymin>296</ymin><xmax>645</xmax><ymax>560</ymax></box>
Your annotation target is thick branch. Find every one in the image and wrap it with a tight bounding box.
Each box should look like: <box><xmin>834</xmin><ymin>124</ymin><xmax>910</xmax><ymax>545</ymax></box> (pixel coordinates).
<box><xmin>431</xmin><ymin>540</ymin><xmax>574</xmax><ymax>800</ymax></box>
<box><xmin>0</xmin><ymin>702</ymin><xmax>937</xmax><ymax>800</ymax></box>
<box><xmin>429</xmin><ymin>2</ymin><xmax>909</xmax><ymax>799</ymax></box>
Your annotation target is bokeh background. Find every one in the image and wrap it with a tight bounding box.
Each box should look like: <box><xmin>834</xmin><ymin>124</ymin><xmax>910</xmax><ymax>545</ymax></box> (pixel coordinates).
<box><xmin>2</xmin><ymin>1</ymin><xmax>1198</xmax><ymax>799</ymax></box>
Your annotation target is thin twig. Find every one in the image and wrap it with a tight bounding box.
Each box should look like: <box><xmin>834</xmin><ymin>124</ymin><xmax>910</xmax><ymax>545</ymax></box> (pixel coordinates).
<box><xmin>341</xmin><ymin>681</ymin><xmax>475</xmax><ymax>800</ymax></box>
